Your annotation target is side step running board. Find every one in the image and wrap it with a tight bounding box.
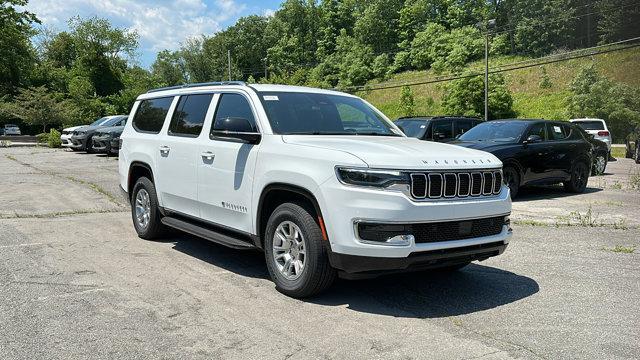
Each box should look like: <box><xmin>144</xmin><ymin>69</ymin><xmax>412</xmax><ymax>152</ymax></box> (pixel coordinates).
<box><xmin>161</xmin><ymin>216</ymin><xmax>256</xmax><ymax>250</ymax></box>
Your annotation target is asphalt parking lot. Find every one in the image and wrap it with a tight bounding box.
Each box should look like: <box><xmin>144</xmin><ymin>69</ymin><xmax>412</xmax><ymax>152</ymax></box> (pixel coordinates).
<box><xmin>1</xmin><ymin>147</ymin><xmax>638</xmax><ymax>359</ymax></box>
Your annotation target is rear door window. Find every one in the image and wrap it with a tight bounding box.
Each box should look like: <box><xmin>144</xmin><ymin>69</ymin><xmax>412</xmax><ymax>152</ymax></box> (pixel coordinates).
<box><xmin>547</xmin><ymin>123</ymin><xmax>569</xmax><ymax>141</ymax></box>
<box><xmin>431</xmin><ymin>119</ymin><xmax>453</xmax><ymax>141</ymax></box>
<box><xmin>133</xmin><ymin>97</ymin><xmax>174</xmax><ymax>134</ymax></box>
<box><xmin>169</xmin><ymin>94</ymin><xmax>213</xmax><ymax>137</ymax></box>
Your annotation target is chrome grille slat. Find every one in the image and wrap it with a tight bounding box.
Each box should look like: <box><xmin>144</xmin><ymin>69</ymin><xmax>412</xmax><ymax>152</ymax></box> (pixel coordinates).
<box><xmin>410</xmin><ymin>169</ymin><xmax>502</xmax><ymax>200</ymax></box>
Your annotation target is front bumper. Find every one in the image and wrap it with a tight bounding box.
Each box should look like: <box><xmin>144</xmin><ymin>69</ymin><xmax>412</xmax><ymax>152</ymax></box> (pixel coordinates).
<box><xmin>318</xmin><ymin>177</ymin><xmax>513</xmax><ymax>259</ymax></box>
<box><xmin>69</xmin><ymin>135</ymin><xmax>88</xmax><ymax>149</ymax></box>
<box><xmin>61</xmin><ymin>134</ymin><xmax>73</xmax><ymax>147</ymax></box>
<box><xmin>329</xmin><ymin>240</ymin><xmax>508</xmax><ymax>275</ymax></box>
<box><xmin>91</xmin><ymin>135</ymin><xmax>112</xmax><ymax>153</ymax></box>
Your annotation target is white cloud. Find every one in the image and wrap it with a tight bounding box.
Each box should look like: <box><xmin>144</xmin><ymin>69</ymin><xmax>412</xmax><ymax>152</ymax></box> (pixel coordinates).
<box><xmin>263</xmin><ymin>8</ymin><xmax>275</xmax><ymax>17</ymax></box>
<box><xmin>24</xmin><ymin>0</ymin><xmax>247</xmax><ymax>54</ymax></box>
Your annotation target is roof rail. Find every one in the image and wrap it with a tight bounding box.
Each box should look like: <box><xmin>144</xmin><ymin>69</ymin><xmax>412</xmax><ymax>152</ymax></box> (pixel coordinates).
<box><xmin>146</xmin><ymin>81</ymin><xmax>247</xmax><ymax>93</ymax></box>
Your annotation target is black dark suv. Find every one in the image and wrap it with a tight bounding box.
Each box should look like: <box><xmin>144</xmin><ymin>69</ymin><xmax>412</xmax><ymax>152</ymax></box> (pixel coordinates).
<box><xmin>451</xmin><ymin>119</ymin><xmax>593</xmax><ymax>198</ymax></box>
<box><xmin>395</xmin><ymin>116</ymin><xmax>483</xmax><ymax>142</ymax></box>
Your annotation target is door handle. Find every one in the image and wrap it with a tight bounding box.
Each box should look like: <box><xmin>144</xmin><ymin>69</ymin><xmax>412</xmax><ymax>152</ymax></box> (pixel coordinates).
<box><xmin>201</xmin><ymin>151</ymin><xmax>215</xmax><ymax>161</ymax></box>
<box><xmin>159</xmin><ymin>146</ymin><xmax>170</xmax><ymax>156</ymax></box>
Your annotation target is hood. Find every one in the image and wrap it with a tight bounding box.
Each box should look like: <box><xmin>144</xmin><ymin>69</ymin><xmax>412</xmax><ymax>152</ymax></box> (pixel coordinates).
<box><xmin>63</xmin><ymin>125</ymin><xmax>83</xmax><ymax>132</ymax></box>
<box><xmin>95</xmin><ymin>125</ymin><xmax>124</xmax><ymax>134</ymax></box>
<box><xmin>282</xmin><ymin>135</ymin><xmax>502</xmax><ymax>170</ymax></box>
<box><xmin>449</xmin><ymin>140</ymin><xmax>517</xmax><ymax>152</ymax></box>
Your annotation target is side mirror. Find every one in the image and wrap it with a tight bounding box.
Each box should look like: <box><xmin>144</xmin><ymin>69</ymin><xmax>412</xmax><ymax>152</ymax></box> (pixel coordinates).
<box><xmin>524</xmin><ymin>134</ymin><xmax>542</xmax><ymax>144</ymax></box>
<box><xmin>211</xmin><ymin>117</ymin><xmax>261</xmax><ymax>144</ymax></box>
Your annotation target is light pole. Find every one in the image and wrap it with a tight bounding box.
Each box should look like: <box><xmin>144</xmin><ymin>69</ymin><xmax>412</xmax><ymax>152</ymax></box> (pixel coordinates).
<box><xmin>484</xmin><ymin>19</ymin><xmax>496</xmax><ymax>122</ymax></box>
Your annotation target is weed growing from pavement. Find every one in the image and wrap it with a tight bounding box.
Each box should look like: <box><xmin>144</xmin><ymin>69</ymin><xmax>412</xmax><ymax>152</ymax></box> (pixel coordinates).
<box><xmin>554</xmin><ymin>206</ymin><xmax>629</xmax><ymax>229</ymax></box>
<box><xmin>603</xmin><ymin>245</ymin><xmax>636</xmax><ymax>254</ymax></box>
<box><xmin>1</xmin><ymin>208</ymin><xmax>127</xmax><ymax>219</ymax></box>
<box><xmin>5</xmin><ymin>154</ymin><xmax>17</xmax><ymax>161</ymax></box>
<box><xmin>0</xmin><ymin>140</ymin><xmax>11</xmax><ymax>147</ymax></box>
<box><xmin>628</xmin><ymin>169</ymin><xmax>640</xmax><ymax>191</ymax></box>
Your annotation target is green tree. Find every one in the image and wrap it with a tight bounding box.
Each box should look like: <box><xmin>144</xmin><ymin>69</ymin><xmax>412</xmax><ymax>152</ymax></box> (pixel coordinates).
<box><xmin>5</xmin><ymin>86</ymin><xmax>70</xmax><ymax>131</ymax></box>
<box><xmin>442</xmin><ymin>73</ymin><xmax>515</xmax><ymax>119</ymax></box>
<box><xmin>0</xmin><ymin>0</ymin><xmax>40</xmax><ymax>95</ymax></box>
<box><xmin>152</xmin><ymin>50</ymin><xmax>187</xmax><ymax>86</ymax></box>
<box><xmin>400</xmin><ymin>85</ymin><xmax>415</xmax><ymax>117</ymax></box>
<box><xmin>596</xmin><ymin>0</ymin><xmax>640</xmax><ymax>44</ymax></box>
<box><xmin>353</xmin><ymin>0</ymin><xmax>402</xmax><ymax>54</ymax></box>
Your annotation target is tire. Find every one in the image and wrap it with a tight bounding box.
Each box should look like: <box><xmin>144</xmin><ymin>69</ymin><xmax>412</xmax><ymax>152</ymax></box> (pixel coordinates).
<box><xmin>503</xmin><ymin>166</ymin><xmax>520</xmax><ymax>199</ymax></box>
<box><xmin>591</xmin><ymin>153</ymin><xmax>607</xmax><ymax>176</ymax></box>
<box><xmin>563</xmin><ymin>161</ymin><xmax>589</xmax><ymax>193</ymax></box>
<box><xmin>264</xmin><ymin>202</ymin><xmax>336</xmax><ymax>298</ymax></box>
<box><xmin>131</xmin><ymin>176</ymin><xmax>166</xmax><ymax>240</ymax></box>
<box><xmin>85</xmin><ymin>136</ymin><xmax>94</xmax><ymax>154</ymax></box>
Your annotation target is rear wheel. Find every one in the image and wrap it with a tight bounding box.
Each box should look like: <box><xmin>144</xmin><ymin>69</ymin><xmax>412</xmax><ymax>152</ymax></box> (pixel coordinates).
<box><xmin>592</xmin><ymin>153</ymin><xmax>607</xmax><ymax>175</ymax></box>
<box><xmin>264</xmin><ymin>203</ymin><xmax>336</xmax><ymax>298</ymax></box>
<box><xmin>503</xmin><ymin>166</ymin><xmax>520</xmax><ymax>199</ymax></box>
<box><xmin>131</xmin><ymin>177</ymin><xmax>166</xmax><ymax>239</ymax></box>
<box><xmin>563</xmin><ymin>161</ymin><xmax>589</xmax><ymax>193</ymax></box>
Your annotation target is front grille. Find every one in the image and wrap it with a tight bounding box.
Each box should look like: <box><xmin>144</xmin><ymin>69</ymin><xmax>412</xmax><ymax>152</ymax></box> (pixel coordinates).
<box><xmin>357</xmin><ymin>216</ymin><xmax>506</xmax><ymax>243</ymax></box>
<box><xmin>410</xmin><ymin>169</ymin><xmax>502</xmax><ymax>199</ymax></box>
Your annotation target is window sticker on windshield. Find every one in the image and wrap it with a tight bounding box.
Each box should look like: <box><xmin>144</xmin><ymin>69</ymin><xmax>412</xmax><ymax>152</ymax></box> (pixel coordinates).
<box><xmin>553</xmin><ymin>126</ymin><xmax>562</xmax><ymax>132</ymax></box>
<box><xmin>263</xmin><ymin>95</ymin><xmax>279</xmax><ymax>101</ymax></box>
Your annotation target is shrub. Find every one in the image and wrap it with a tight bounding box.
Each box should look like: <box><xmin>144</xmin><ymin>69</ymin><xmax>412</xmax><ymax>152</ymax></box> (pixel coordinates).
<box><xmin>400</xmin><ymin>86</ymin><xmax>415</xmax><ymax>117</ymax></box>
<box><xmin>48</xmin><ymin>128</ymin><xmax>62</xmax><ymax>148</ymax></box>
<box><xmin>36</xmin><ymin>132</ymin><xmax>49</xmax><ymax>144</ymax></box>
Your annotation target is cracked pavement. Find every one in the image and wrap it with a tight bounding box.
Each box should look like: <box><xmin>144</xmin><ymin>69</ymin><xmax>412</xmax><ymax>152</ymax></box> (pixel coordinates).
<box><xmin>0</xmin><ymin>147</ymin><xmax>638</xmax><ymax>359</ymax></box>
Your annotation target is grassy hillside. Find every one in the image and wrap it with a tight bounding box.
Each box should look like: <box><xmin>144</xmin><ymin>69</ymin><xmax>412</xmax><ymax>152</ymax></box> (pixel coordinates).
<box><xmin>359</xmin><ymin>47</ymin><xmax>640</xmax><ymax>120</ymax></box>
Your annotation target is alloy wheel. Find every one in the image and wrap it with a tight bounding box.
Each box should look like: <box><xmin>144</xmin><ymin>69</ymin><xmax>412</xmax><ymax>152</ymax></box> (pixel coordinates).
<box><xmin>135</xmin><ymin>189</ymin><xmax>151</xmax><ymax>230</ymax></box>
<box><xmin>593</xmin><ymin>155</ymin><xmax>606</xmax><ymax>175</ymax></box>
<box><xmin>573</xmin><ymin>163</ymin><xmax>588</xmax><ymax>189</ymax></box>
<box><xmin>272</xmin><ymin>221</ymin><xmax>306</xmax><ymax>280</ymax></box>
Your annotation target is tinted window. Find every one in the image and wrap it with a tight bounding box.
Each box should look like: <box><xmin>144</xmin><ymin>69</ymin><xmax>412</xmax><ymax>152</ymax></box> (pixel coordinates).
<box><xmin>455</xmin><ymin>119</ymin><xmax>475</xmax><ymax>137</ymax></box>
<box><xmin>573</xmin><ymin>120</ymin><xmax>604</xmax><ymax>130</ymax></box>
<box><xmin>431</xmin><ymin>120</ymin><xmax>453</xmax><ymax>140</ymax></box>
<box><xmin>547</xmin><ymin>123</ymin><xmax>569</xmax><ymax>140</ymax></box>
<box><xmin>395</xmin><ymin>120</ymin><xmax>428</xmax><ymax>138</ymax></box>
<box><xmin>90</xmin><ymin>117</ymin><xmax>109</xmax><ymax>126</ymax></box>
<box><xmin>103</xmin><ymin>116</ymin><xmax>126</xmax><ymax>127</ymax></box>
<box><xmin>526</xmin><ymin>123</ymin><xmax>546</xmax><ymax>140</ymax></box>
<box><xmin>169</xmin><ymin>94</ymin><xmax>213</xmax><ymax>137</ymax></box>
<box><xmin>258</xmin><ymin>92</ymin><xmax>399</xmax><ymax>136</ymax></box>
<box><xmin>213</xmin><ymin>93</ymin><xmax>257</xmax><ymax>133</ymax></box>
<box><xmin>133</xmin><ymin>97</ymin><xmax>173</xmax><ymax>133</ymax></box>
<box><xmin>459</xmin><ymin>121</ymin><xmax>529</xmax><ymax>142</ymax></box>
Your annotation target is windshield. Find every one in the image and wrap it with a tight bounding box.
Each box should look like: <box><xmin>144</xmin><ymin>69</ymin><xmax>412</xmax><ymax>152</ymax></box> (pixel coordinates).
<box><xmin>395</xmin><ymin>120</ymin><xmax>428</xmax><ymax>138</ymax></box>
<box><xmin>573</xmin><ymin>120</ymin><xmax>604</xmax><ymax>130</ymax></box>
<box><xmin>459</xmin><ymin>121</ymin><xmax>529</xmax><ymax>142</ymax></box>
<box><xmin>102</xmin><ymin>116</ymin><xmax>125</xmax><ymax>127</ymax></box>
<box><xmin>90</xmin><ymin>117</ymin><xmax>110</xmax><ymax>126</ymax></box>
<box><xmin>258</xmin><ymin>92</ymin><xmax>401</xmax><ymax>136</ymax></box>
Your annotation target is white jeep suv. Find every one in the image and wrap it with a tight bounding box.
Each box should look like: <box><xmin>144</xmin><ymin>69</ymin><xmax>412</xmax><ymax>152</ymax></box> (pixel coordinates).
<box><xmin>119</xmin><ymin>82</ymin><xmax>512</xmax><ymax>297</ymax></box>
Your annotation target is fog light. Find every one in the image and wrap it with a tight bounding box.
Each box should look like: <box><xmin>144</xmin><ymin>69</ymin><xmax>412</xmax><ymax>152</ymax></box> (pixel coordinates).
<box><xmin>504</xmin><ymin>215</ymin><xmax>512</xmax><ymax>231</ymax></box>
<box><xmin>385</xmin><ymin>234</ymin><xmax>414</xmax><ymax>246</ymax></box>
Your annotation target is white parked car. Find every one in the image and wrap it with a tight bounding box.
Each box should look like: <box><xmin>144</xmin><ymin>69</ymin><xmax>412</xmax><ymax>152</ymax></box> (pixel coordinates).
<box><xmin>570</xmin><ymin>118</ymin><xmax>612</xmax><ymax>153</ymax></box>
<box><xmin>4</xmin><ymin>124</ymin><xmax>21</xmax><ymax>135</ymax></box>
<box><xmin>119</xmin><ymin>82</ymin><xmax>512</xmax><ymax>297</ymax></box>
<box><xmin>61</xmin><ymin>125</ymin><xmax>83</xmax><ymax>148</ymax></box>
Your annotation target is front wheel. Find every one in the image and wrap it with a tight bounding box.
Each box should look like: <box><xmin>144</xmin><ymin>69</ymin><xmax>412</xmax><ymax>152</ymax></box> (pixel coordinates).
<box><xmin>264</xmin><ymin>203</ymin><xmax>336</xmax><ymax>298</ymax></box>
<box><xmin>503</xmin><ymin>166</ymin><xmax>520</xmax><ymax>199</ymax></box>
<box><xmin>563</xmin><ymin>161</ymin><xmax>589</xmax><ymax>193</ymax></box>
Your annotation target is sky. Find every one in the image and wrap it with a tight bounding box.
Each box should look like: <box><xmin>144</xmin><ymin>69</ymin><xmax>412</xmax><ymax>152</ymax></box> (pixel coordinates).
<box><xmin>23</xmin><ymin>0</ymin><xmax>283</xmax><ymax>68</ymax></box>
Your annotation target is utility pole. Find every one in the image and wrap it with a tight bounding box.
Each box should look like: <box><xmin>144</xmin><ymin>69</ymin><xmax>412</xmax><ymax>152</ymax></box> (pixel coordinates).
<box><xmin>484</xmin><ymin>19</ymin><xmax>496</xmax><ymax>122</ymax></box>
<box><xmin>263</xmin><ymin>56</ymin><xmax>268</xmax><ymax>79</ymax></box>
<box><xmin>227</xmin><ymin>50</ymin><xmax>231</xmax><ymax>81</ymax></box>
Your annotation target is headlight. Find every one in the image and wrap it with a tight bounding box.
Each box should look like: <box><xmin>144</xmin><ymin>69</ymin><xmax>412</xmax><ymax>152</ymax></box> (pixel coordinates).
<box><xmin>336</xmin><ymin>167</ymin><xmax>409</xmax><ymax>187</ymax></box>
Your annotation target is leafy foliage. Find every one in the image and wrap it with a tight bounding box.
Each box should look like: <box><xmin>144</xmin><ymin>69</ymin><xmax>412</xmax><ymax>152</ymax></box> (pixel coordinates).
<box><xmin>568</xmin><ymin>65</ymin><xmax>640</xmax><ymax>142</ymax></box>
<box><xmin>400</xmin><ymin>86</ymin><xmax>415</xmax><ymax>117</ymax></box>
<box><xmin>442</xmin><ymin>73</ymin><xmax>515</xmax><ymax>119</ymax></box>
